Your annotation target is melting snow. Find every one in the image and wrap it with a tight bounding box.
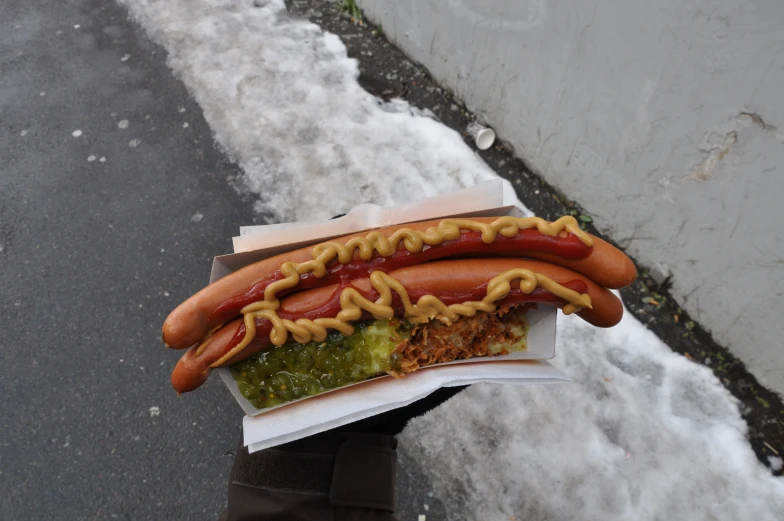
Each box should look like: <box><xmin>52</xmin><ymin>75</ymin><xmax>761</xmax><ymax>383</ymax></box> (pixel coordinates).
<box><xmin>120</xmin><ymin>0</ymin><xmax>784</xmax><ymax>518</ymax></box>
<box><xmin>402</xmin><ymin>309</ymin><xmax>784</xmax><ymax>520</ymax></box>
<box><xmin>118</xmin><ymin>119</ymin><xmax>129</xmax><ymax>129</ymax></box>
<box><xmin>120</xmin><ymin>0</ymin><xmax>498</xmax><ymax>223</ymax></box>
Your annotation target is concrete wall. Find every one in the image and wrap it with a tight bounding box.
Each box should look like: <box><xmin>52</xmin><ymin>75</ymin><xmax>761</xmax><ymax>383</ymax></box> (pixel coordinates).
<box><xmin>358</xmin><ymin>0</ymin><xmax>784</xmax><ymax>394</ymax></box>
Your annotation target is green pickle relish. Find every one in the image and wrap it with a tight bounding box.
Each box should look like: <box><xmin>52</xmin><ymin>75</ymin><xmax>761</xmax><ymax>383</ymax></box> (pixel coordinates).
<box><xmin>230</xmin><ymin>320</ymin><xmax>413</xmax><ymax>410</ymax></box>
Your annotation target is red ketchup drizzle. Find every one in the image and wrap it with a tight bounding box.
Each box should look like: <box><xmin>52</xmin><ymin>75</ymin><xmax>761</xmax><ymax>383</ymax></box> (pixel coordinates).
<box><xmin>212</xmin><ymin>230</ymin><xmax>590</xmax><ymax>326</ymax></box>
<box><xmin>222</xmin><ymin>279</ymin><xmax>588</xmax><ymax>358</ymax></box>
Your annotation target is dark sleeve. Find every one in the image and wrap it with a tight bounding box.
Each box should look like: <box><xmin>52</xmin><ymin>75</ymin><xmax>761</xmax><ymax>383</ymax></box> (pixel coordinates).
<box><xmin>219</xmin><ymin>386</ymin><xmax>469</xmax><ymax>521</ymax></box>
<box><xmin>219</xmin><ymin>432</ymin><xmax>398</xmax><ymax>521</ymax></box>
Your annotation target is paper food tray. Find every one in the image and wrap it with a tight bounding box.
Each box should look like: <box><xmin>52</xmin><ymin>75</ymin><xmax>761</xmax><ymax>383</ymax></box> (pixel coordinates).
<box><xmin>243</xmin><ymin>360</ymin><xmax>569</xmax><ymax>453</ymax></box>
<box><xmin>218</xmin><ymin>304</ymin><xmax>556</xmax><ymax>417</ymax></box>
<box><xmin>207</xmin><ymin>180</ymin><xmax>569</xmax><ymax>451</ymax></box>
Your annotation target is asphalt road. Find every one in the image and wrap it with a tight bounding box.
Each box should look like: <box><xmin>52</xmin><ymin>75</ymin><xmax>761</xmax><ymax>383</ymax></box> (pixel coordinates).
<box><xmin>1</xmin><ymin>1</ymin><xmax>446</xmax><ymax>519</ymax></box>
<box><xmin>2</xmin><ymin>0</ymin><xmax>253</xmax><ymax>518</ymax></box>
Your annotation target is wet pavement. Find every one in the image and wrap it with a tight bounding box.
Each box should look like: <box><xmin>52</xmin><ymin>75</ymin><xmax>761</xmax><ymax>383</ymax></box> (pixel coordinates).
<box><xmin>2</xmin><ymin>0</ymin><xmax>251</xmax><ymax>518</ymax></box>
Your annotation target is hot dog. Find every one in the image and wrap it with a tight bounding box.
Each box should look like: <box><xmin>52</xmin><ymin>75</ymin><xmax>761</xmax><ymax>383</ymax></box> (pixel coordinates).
<box><xmin>163</xmin><ymin>216</ymin><xmax>635</xmax><ymax>350</ymax></box>
<box><xmin>170</xmin><ymin>258</ymin><xmax>623</xmax><ymax>394</ymax></box>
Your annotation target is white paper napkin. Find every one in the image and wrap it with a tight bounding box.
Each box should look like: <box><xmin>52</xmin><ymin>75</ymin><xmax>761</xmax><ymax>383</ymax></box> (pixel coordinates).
<box><xmin>232</xmin><ymin>179</ymin><xmax>520</xmax><ymax>254</ymax></box>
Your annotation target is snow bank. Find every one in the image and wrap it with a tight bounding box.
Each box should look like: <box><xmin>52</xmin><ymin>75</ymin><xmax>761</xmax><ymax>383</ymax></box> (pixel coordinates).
<box><xmin>121</xmin><ymin>0</ymin><xmax>784</xmax><ymax>518</ymax></box>
<box><xmin>120</xmin><ymin>0</ymin><xmax>498</xmax><ymax>222</ymax></box>
<box><xmin>402</xmin><ymin>307</ymin><xmax>784</xmax><ymax>520</ymax></box>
